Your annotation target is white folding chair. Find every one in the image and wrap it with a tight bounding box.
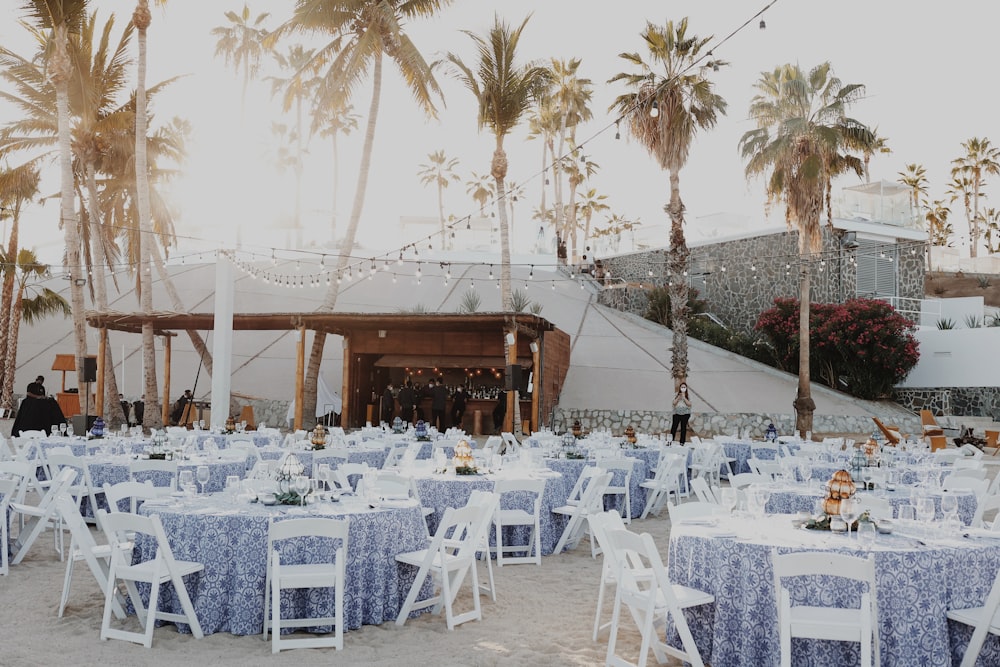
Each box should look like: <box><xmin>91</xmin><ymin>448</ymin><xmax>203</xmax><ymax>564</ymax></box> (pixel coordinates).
<box><xmin>128</xmin><ymin>459</ymin><xmax>179</xmax><ymax>495</ymax></box>
<box><xmin>313</xmin><ymin>449</ymin><xmax>350</xmax><ymax>468</ymax></box>
<box><xmin>853</xmin><ymin>496</ymin><xmax>892</xmax><ymax>522</ymax></box>
<box><xmin>227</xmin><ymin>439</ymin><xmax>260</xmax><ymax>466</ymax></box>
<box><xmin>55</xmin><ymin>495</ymin><xmax>128</xmax><ymax>619</ymax></box>
<box><xmin>0</xmin><ymin>435</ymin><xmax>16</xmax><ymax>461</ymax></box>
<box><xmin>588</xmin><ymin>510</ymin><xmax>629</xmax><ymax>641</ymax></box>
<box><xmin>103</xmin><ymin>481</ymin><xmax>159</xmax><ymax>514</ymax></box>
<box><xmin>948</xmin><ymin>467</ymin><xmax>988</xmax><ymax>481</ymax></box>
<box><xmin>552</xmin><ymin>471</ymin><xmax>612</xmax><ymax>554</ymax></box>
<box><xmin>332</xmin><ymin>462</ymin><xmax>370</xmax><ymax>493</ymax></box>
<box><xmin>0</xmin><ymin>478</ymin><xmax>16</xmax><ymax>576</ymax></box>
<box><xmin>395</xmin><ymin>498</ymin><xmax>495</xmax><ymax>630</ymax></box>
<box><xmin>605</xmin><ymin>528</ymin><xmax>713</xmax><ymax>667</ymax></box>
<box><xmin>460</xmin><ymin>490</ymin><xmax>500</xmax><ymax>601</ymax></box>
<box><xmin>941</xmin><ymin>477</ymin><xmax>990</xmax><ymax>526</ymax></box>
<box><xmin>10</xmin><ymin>467</ymin><xmax>77</xmax><ymax>564</ymax></box>
<box><xmin>564</xmin><ymin>466</ymin><xmax>601</xmax><ymax>507</ymax></box>
<box><xmin>492</xmin><ymin>478</ymin><xmax>545</xmax><ymax>567</ymax></box>
<box><xmin>46</xmin><ymin>453</ymin><xmax>101</xmax><ymax>524</ymax></box>
<box><xmin>366</xmin><ymin>470</ymin><xmax>411</xmax><ymax>499</ymax></box>
<box><xmin>639</xmin><ymin>453</ymin><xmax>686</xmax><ymax>519</ymax></box>
<box><xmin>960</xmin><ymin>443</ymin><xmax>985</xmax><ymax>460</ymax></box>
<box><xmin>748</xmin><ymin>458</ymin><xmax>782</xmax><ymax>479</ymax></box>
<box><xmin>598</xmin><ymin>458</ymin><xmax>636</xmax><ymax>525</ymax></box>
<box><xmin>500</xmin><ymin>432</ymin><xmax>521</xmax><ymax>455</ymax></box>
<box><xmin>948</xmin><ymin>560</ymin><xmax>1000</xmax><ymax>667</ymax></box>
<box><xmin>262</xmin><ymin>517</ymin><xmax>349</xmax><ymax>653</ymax></box>
<box><xmin>97</xmin><ymin>509</ymin><xmax>204</xmax><ymax>648</ymax></box>
<box><xmin>690</xmin><ymin>477</ymin><xmax>718</xmax><ymax>505</ymax></box>
<box><xmin>667</xmin><ymin>501</ymin><xmax>727</xmax><ymax>524</ymax></box>
<box><xmin>688</xmin><ymin>441</ymin><xmax>723</xmax><ymax>488</ymax></box>
<box><xmin>773</xmin><ymin>550</ymin><xmax>878</xmax><ymax>667</ymax></box>
<box><xmin>381</xmin><ymin>443</ymin><xmax>409</xmax><ymax>469</ymax></box>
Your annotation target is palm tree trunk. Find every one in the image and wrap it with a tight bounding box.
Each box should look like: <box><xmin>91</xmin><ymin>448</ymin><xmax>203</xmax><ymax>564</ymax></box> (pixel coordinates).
<box><xmin>304</xmin><ymin>55</ymin><xmax>383</xmax><ymax>425</ymax></box>
<box><xmin>568</xmin><ymin>179</ymin><xmax>579</xmax><ymax>262</ymax></box>
<box><xmin>666</xmin><ymin>170</ymin><xmax>689</xmax><ymax>384</ymax></box>
<box><xmin>437</xmin><ymin>178</ymin><xmax>446</xmax><ymax>248</ymax></box>
<box><xmin>972</xmin><ymin>179</ymin><xmax>982</xmax><ymax>258</ymax></box>
<box><xmin>52</xmin><ymin>25</ymin><xmax>89</xmax><ymax>398</ymax></box>
<box><xmin>0</xmin><ymin>200</ymin><xmax>21</xmax><ymax>410</ymax></box>
<box><xmin>134</xmin><ymin>2</ymin><xmax>161</xmax><ymax>429</ymax></box>
<box><xmin>2</xmin><ymin>286</ymin><xmax>25</xmax><ymax>410</ymax></box>
<box><xmin>85</xmin><ymin>167</ymin><xmax>126</xmax><ymax>427</ymax></box>
<box><xmin>331</xmin><ymin>133</ymin><xmax>339</xmax><ymax>243</ymax></box>
<box><xmin>794</xmin><ymin>234</ymin><xmax>816</xmax><ymax>436</ymax></box>
<box><xmin>492</xmin><ymin>143</ymin><xmax>521</xmax><ymax>435</ymax></box>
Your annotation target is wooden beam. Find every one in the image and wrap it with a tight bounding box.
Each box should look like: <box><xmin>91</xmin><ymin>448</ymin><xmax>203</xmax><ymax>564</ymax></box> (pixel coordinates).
<box><xmin>530</xmin><ymin>340</ymin><xmax>540</xmax><ymax>435</ymax></box>
<box><xmin>161</xmin><ymin>336</ymin><xmax>171</xmax><ymax>426</ymax></box>
<box><xmin>505</xmin><ymin>329</ymin><xmax>516</xmax><ymax>434</ymax></box>
<box><xmin>342</xmin><ymin>336</ymin><xmax>350</xmax><ymax>428</ymax></box>
<box><xmin>294</xmin><ymin>325</ymin><xmax>305</xmax><ymax>430</ymax></box>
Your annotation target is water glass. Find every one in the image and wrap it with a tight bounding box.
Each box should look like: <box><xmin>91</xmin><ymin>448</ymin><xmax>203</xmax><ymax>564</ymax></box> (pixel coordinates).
<box><xmin>225</xmin><ymin>475</ymin><xmax>240</xmax><ymax>499</ymax></box>
<box><xmin>839</xmin><ymin>498</ymin><xmax>859</xmax><ymax>537</ymax></box>
<box><xmin>897</xmin><ymin>504</ymin><xmax>915</xmax><ymax>523</ymax></box>
<box><xmin>858</xmin><ymin>521</ymin><xmax>876</xmax><ymax>551</ymax></box>
<box><xmin>941</xmin><ymin>492</ymin><xmax>958</xmax><ymax>520</ymax></box>
<box><xmin>179</xmin><ymin>470</ymin><xmax>195</xmax><ymax>495</ymax></box>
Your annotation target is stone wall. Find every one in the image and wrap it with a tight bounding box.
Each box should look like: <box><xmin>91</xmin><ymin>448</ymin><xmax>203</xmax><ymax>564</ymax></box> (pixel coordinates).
<box><xmin>599</xmin><ymin>226</ymin><xmax>924</xmax><ymax>333</ymax></box>
<box><xmin>551</xmin><ymin>407</ymin><xmax>920</xmax><ymax>439</ymax></box>
<box><xmin>893</xmin><ymin>387</ymin><xmax>1000</xmax><ymax>420</ymax></box>
<box><xmin>596</xmin><ymin>283</ymin><xmax>651</xmax><ymax>316</ymax></box>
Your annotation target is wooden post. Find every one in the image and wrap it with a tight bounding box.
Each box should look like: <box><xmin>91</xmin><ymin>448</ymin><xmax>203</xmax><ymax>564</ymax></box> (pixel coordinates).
<box><xmin>96</xmin><ymin>329</ymin><xmax>107</xmax><ymax>417</ymax></box>
<box><xmin>294</xmin><ymin>325</ymin><xmax>305</xmax><ymax>430</ymax></box>
<box><xmin>341</xmin><ymin>336</ymin><xmax>351</xmax><ymax>428</ymax></box>
<box><xmin>505</xmin><ymin>329</ymin><xmax>516</xmax><ymax>434</ymax></box>
<box><xmin>161</xmin><ymin>336</ymin><xmax>171</xmax><ymax>426</ymax></box>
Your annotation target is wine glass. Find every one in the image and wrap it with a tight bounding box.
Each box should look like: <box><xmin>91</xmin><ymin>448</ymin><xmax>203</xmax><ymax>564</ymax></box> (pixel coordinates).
<box><xmin>196</xmin><ymin>465</ymin><xmax>211</xmax><ymax>495</ymax></box>
<box><xmin>66</xmin><ymin>423</ymin><xmax>74</xmax><ymax>438</ymax></box>
<box><xmin>293</xmin><ymin>475</ymin><xmax>310</xmax><ymax>505</ymax></box>
<box><xmin>59</xmin><ymin>422</ymin><xmax>67</xmax><ymax>437</ymax></box>
<box><xmin>316</xmin><ymin>463</ymin><xmax>331</xmax><ymax>492</ymax></box>
<box><xmin>916</xmin><ymin>496</ymin><xmax>936</xmax><ymax>531</ymax></box>
<box><xmin>839</xmin><ymin>498</ymin><xmax>859</xmax><ymax>538</ymax></box>
<box><xmin>179</xmin><ymin>470</ymin><xmax>194</xmax><ymax>496</ymax></box>
<box><xmin>941</xmin><ymin>492</ymin><xmax>958</xmax><ymax>521</ymax></box>
<box><xmin>719</xmin><ymin>488</ymin><xmax>738</xmax><ymax>516</ymax></box>
<box><xmin>858</xmin><ymin>521</ymin><xmax>876</xmax><ymax>552</ymax></box>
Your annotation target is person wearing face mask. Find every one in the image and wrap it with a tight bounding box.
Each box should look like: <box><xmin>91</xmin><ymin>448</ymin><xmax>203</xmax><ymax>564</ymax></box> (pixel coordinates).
<box><xmin>670</xmin><ymin>382</ymin><xmax>692</xmax><ymax>444</ymax></box>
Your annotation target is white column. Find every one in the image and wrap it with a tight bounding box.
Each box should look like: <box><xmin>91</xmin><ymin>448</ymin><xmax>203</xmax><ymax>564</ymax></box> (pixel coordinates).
<box><xmin>210</xmin><ymin>253</ymin><xmax>234</xmax><ymax>430</ymax></box>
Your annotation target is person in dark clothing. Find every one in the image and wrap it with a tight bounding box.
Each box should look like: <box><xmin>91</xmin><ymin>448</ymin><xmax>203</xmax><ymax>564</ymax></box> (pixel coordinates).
<box><xmin>11</xmin><ymin>377</ymin><xmax>64</xmax><ymax>435</ymax></box>
<box><xmin>492</xmin><ymin>391</ymin><xmax>507</xmax><ymax>434</ymax></box>
<box><xmin>670</xmin><ymin>381</ymin><xmax>692</xmax><ymax>444</ymax></box>
<box><xmin>451</xmin><ymin>386</ymin><xmax>467</xmax><ymax>431</ymax></box>
<box><xmin>430</xmin><ymin>378</ymin><xmax>448</xmax><ymax>431</ymax></box>
<box><xmin>170</xmin><ymin>389</ymin><xmax>193</xmax><ymax>425</ymax></box>
<box><xmin>132</xmin><ymin>395</ymin><xmax>145</xmax><ymax>427</ymax></box>
<box><xmin>119</xmin><ymin>393</ymin><xmax>131</xmax><ymax>425</ymax></box>
<box><xmin>397</xmin><ymin>382</ymin><xmax>415</xmax><ymax>425</ymax></box>
<box><xmin>381</xmin><ymin>383</ymin><xmax>395</xmax><ymax>425</ymax></box>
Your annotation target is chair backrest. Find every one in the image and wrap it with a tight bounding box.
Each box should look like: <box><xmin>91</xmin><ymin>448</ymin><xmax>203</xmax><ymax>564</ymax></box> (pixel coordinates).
<box><xmin>313</xmin><ymin>449</ymin><xmax>350</xmax><ymax>465</ymax></box>
<box><xmin>748</xmin><ymin>458</ymin><xmax>781</xmax><ymax>479</ymax></box>
<box><xmin>46</xmin><ymin>453</ymin><xmax>90</xmax><ymax>488</ymax></box>
<box><xmin>381</xmin><ymin>443</ymin><xmax>408</xmax><ymax>469</ymax></box>
<box><xmin>35</xmin><ymin>467</ymin><xmax>81</xmax><ymax>512</ymax></box>
<box><xmin>55</xmin><ymin>493</ymin><xmax>103</xmax><ymax>559</ymax></box>
<box><xmin>668</xmin><ymin>501</ymin><xmax>726</xmax><ymax>523</ymax></box>
<box><xmin>332</xmin><ymin>462</ymin><xmax>370</xmax><ymax>491</ymax></box>
<box><xmin>690</xmin><ymin>477</ymin><xmax>718</xmax><ymax>504</ymax></box>
<box><xmin>96</xmin><ymin>509</ymin><xmax>183</xmax><ymax>576</ymax></box>
<box><xmin>0</xmin><ymin>435</ymin><xmax>15</xmax><ymax>461</ymax></box>
<box><xmin>0</xmin><ymin>460</ymin><xmax>32</xmax><ymax>505</ymax></box>
<box><xmin>960</xmin><ymin>443</ymin><xmax>984</xmax><ymax>459</ymax></box>
<box><xmin>941</xmin><ymin>475</ymin><xmax>990</xmax><ymax>496</ymax></box>
<box><xmin>854</xmin><ymin>496</ymin><xmax>893</xmax><ymax>521</ymax></box>
<box><xmin>565</xmin><ymin>466</ymin><xmax>602</xmax><ymax>504</ymax></box>
<box><xmin>129</xmin><ymin>459</ymin><xmax>179</xmax><ymax>490</ymax></box>
<box><xmin>588</xmin><ymin>510</ymin><xmax>630</xmax><ymax>578</ymax></box>
<box><xmin>228</xmin><ymin>439</ymin><xmax>260</xmax><ymax>462</ymax></box>
<box><xmin>267</xmin><ymin>517</ymin><xmax>349</xmax><ymax>567</ymax></box>
<box><xmin>103</xmin><ymin>480</ymin><xmax>159</xmax><ymax>514</ymax></box>
<box><xmin>947</xmin><ymin>466</ymin><xmax>988</xmax><ymax>480</ymax></box>
<box><xmin>729</xmin><ymin>472</ymin><xmax>767</xmax><ymax>490</ymax></box>
<box><xmin>428</xmin><ymin>502</ymin><xmax>492</xmax><ymax>561</ymax></box>
<box><xmin>369</xmin><ymin>471</ymin><xmax>411</xmax><ymax>499</ymax></box>
<box><xmin>493</xmin><ymin>478</ymin><xmax>546</xmax><ymax>514</ymax></box>
<box><xmin>577</xmin><ymin>471</ymin><xmax>613</xmax><ymax>513</ymax></box>
<box><xmin>598</xmin><ymin>458</ymin><xmax>636</xmax><ymax>477</ymax></box>
<box><xmin>18</xmin><ymin>430</ymin><xmax>46</xmax><ymax>440</ymax></box>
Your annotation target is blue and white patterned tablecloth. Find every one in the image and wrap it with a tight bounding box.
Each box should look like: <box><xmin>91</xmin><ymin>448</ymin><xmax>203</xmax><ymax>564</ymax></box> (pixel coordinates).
<box><xmin>764</xmin><ymin>486</ymin><xmax>979</xmax><ymax>525</ymax></box>
<box><xmin>257</xmin><ymin>448</ymin><xmax>388</xmax><ymax>476</ymax></box>
<box><xmin>413</xmin><ymin>471</ymin><xmax>568</xmax><ymax>555</ymax></box>
<box><xmin>800</xmin><ymin>463</ymin><xmax>947</xmax><ymax>487</ymax></box>
<box><xmin>87</xmin><ymin>456</ymin><xmax>247</xmax><ymax>494</ymax></box>
<box><xmin>194</xmin><ymin>433</ymin><xmax>274</xmax><ymax>449</ymax></box>
<box><xmin>135</xmin><ymin>498</ymin><xmax>430</xmax><ymax>635</ymax></box>
<box><xmin>668</xmin><ymin>515</ymin><xmax>1000</xmax><ymax>667</ymax></box>
<box><xmin>543</xmin><ymin>456</ymin><xmax>649</xmax><ymax>519</ymax></box>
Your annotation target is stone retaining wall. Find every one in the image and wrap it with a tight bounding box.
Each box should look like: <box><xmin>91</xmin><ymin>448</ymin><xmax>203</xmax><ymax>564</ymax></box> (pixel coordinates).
<box><xmin>551</xmin><ymin>407</ymin><xmax>920</xmax><ymax>439</ymax></box>
<box><xmin>893</xmin><ymin>387</ymin><xmax>1000</xmax><ymax>420</ymax></box>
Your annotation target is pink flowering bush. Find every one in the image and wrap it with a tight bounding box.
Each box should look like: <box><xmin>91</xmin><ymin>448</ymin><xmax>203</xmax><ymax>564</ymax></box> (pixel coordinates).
<box><xmin>756</xmin><ymin>297</ymin><xmax>920</xmax><ymax>399</ymax></box>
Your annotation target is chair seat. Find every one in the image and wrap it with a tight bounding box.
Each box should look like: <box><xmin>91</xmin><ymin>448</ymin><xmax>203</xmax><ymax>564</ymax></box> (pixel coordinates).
<box><xmin>947</xmin><ymin>606</ymin><xmax>1000</xmax><ymax>634</ymax></box>
<box><xmin>789</xmin><ymin>606</ymin><xmax>868</xmax><ymax>640</ymax></box>
<box><xmin>497</xmin><ymin>508</ymin><xmax>535</xmax><ymax>524</ymax></box>
<box><xmin>552</xmin><ymin>504</ymin><xmax>586</xmax><ymax>516</ymax></box>
<box><xmin>118</xmin><ymin>559</ymin><xmax>204</xmax><ymax>582</ymax></box>
<box><xmin>673</xmin><ymin>583</ymin><xmax>715</xmax><ymax>609</ymax></box>
<box><xmin>396</xmin><ymin>549</ymin><xmax>473</xmax><ymax>570</ymax></box>
<box><xmin>272</xmin><ymin>563</ymin><xmax>340</xmax><ymax>588</ymax></box>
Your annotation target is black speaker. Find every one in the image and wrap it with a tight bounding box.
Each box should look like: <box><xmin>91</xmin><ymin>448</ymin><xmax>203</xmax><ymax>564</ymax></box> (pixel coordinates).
<box><xmin>505</xmin><ymin>365</ymin><xmax>528</xmax><ymax>393</ymax></box>
<box><xmin>81</xmin><ymin>356</ymin><xmax>97</xmax><ymax>383</ymax></box>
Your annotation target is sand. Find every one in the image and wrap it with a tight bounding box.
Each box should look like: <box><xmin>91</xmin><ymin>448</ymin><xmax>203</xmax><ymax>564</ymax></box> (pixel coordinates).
<box><xmin>2</xmin><ymin>500</ymin><xmax>675</xmax><ymax>667</ymax></box>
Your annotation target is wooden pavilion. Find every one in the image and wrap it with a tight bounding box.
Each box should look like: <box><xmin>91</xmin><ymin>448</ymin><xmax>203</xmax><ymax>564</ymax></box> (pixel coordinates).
<box><xmin>85</xmin><ymin>311</ymin><xmax>571</xmax><ymax>432</ymax></box>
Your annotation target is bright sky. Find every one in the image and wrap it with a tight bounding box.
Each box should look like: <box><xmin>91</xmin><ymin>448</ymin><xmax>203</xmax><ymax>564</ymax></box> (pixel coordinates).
<box><xmin>2</xmin><ymin>0</ymin><xmax>998</xmax><ymax>267</ymax></box>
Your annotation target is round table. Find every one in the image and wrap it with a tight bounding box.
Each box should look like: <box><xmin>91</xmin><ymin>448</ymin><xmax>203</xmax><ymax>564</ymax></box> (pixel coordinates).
<box><xmin>135</xmin><ymin>495</ymin><xmax>430</xmax><ymax>634</ymax></box>
<box><xmin>668</xmin><ymin>513</ymin><xmax>1000</xmax><ymax>666</ymax></box>
<box><xmin>764</xmin><ymin>485</ymin><xmax>979</xmax><ymax>525</ymax></box>
<box><xmin>257</xmin><ymin>448</ymin><xmax>388</xmax><ymax>476</ymax></box>
<box><xmin>87</xmin><ymin>455</ymin><xmax>247</xmax><ymax>494</ymax></box>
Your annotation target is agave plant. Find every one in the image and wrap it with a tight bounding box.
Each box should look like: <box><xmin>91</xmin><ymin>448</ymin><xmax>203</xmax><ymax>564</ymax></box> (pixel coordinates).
<box><xmin>936</xmin><ymin>318</ymin><xmax>956</xmax><ymax>330</ymax></box>
<box><xmin>510</xmin><ymin>289</ymin><xmax>531</xmax><ymax>313</ymax></box>
<box><xmin>529</xmin><ymin>301</ymin><xmax>543</xmax><ymax>315</ymax></box>
<box><xmin>964</xmin><ymin>314</ymin><xmax>983</xmax><ymax>329</ymax></box>
<box><xmin>458</xmin><ymin>289</ymin><xmax>481</xmax><ymax>314</ymax></box>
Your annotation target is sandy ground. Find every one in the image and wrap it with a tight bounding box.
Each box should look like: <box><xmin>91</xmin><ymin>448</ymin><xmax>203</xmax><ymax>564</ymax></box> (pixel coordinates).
<box><xmin>2</xmin><ymin>498</ymin><xmax>675</xmax><ymax>667</ymax></box>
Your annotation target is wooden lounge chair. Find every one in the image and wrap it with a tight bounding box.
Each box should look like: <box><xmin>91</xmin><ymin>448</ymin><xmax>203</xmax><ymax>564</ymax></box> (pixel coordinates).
<box><xmin>871</xmin><ymin>417</ymin><xmax>901</xmax><ymax>446</ymax></box>
<box><xmin>920</xmin><ymin>410</ymin><xmax>945</xmax><ymax>437</ymax></box>
<box><xmin>984</xmin><ymin>430</ymin><xmax>1000</xmax><ymax>456</ymax></box>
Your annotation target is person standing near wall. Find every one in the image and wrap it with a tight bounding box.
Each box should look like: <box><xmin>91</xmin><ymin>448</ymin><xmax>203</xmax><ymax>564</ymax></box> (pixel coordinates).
<box><xmin>670</xmin><ymin>382</ymin><xmax>692</xmax><ymax>444</ymax></box>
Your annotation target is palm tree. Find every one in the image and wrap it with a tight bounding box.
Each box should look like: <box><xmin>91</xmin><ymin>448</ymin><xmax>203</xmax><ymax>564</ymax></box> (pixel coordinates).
<box><xmin>951</xmin><ymin>137</ymin><xmax>1000</xmax><ymax>257</ymax></box>
<box><xmin>465</xmin><ymin>172</ymin><xmax>495</xmax><ymax>216</ymax></box>
<box><xmin>211</xmin><ymin>4</ymin><xmax>272</xmax><ymax>119</ymax></box>
<box><xmin>739</xmin><ymin>62</ymin><xmax>873</xmax><ymax>435</ymax></box>
<box><xmin>313</xmin><ymin>101</ymin><xmax>359</xmax><ymax>244</ymax></box>
<box><xmin>947</xmin><ymin>173</ymin><xmax>975</xmax><ymax>257</ymax></box>
<box><xmin>1</xmin><ymin>249</ymin><xmax>70</xmax><ymax>411</ymax></box>
<box><xmin>980</xmin><ymin>208</ymin><xmax>1000</xmax><ymax>254</ymax></box>
<box><xmin>546</xmin><ymin>58</ymin><xmax>593</xmax><ymax>262</ymax></box>
<box><xmin>898</xmin><ymin>163</ymin><xmax>930</xmax><ymax>268</ymax></box>
<box><xmin>526</xmin><ymin>98</ymin><xmax>559</xmax><ymax>244</ymax></box>
<box><xmin>417</xmin><ymin>150</ymin><xmax>460</xmax><ymax>246</ymax></box>
<box><xmin>438</xmin><ymin>14</ymin><xmax>551</xmax><ymax>435</ymax></box>
<box><xmin>609</xmin><ymin>18</ymin><xmax>728</xmax><ymax>387</ymax></box>
<box><xmin>578</xmin><ymin>187</ymin><xmax>610</xmax><ymax>252</ymax></box>
<box><xmin>18</xmin><ymin>0</ymin><xmax>89</xmax><ymax>398</ymax></box>
<box><xmin>925</xmin><ymin>199</ymin><xmax>953</xmax><ymax>251</ymax></box>
<box><xmin>862</xmin><ymin>129</ymin><xmax>891</xmax><ymax>183</ymax></box>
<box><xmin>269</xmin><ymin>45</ymin><xmax>317</xmax><ymax>248</ymax></box>
<box><xmin>562</xmin><ymin>152</ymin><xmax>599</xmax><ymax>258</ymax></box>
<box><xmin>272</xmin><ymin>0</ymin><xmax>449</xmax><ymax>425</ymax></box>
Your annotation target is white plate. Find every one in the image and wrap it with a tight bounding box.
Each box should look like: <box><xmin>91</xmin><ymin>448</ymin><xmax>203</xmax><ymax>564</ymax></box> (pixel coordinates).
<box><xmin>676</xmin><ymin>518</ymin><xmax>718</xmax><ymax>527</ymax></box>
